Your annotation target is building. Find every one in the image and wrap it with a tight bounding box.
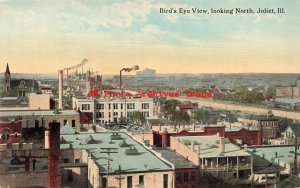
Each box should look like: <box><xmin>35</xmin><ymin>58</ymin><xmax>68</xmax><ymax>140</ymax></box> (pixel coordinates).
<box><xmin>248</xmin><ymin>145</ymin><xmax>300</xmax><ymax>175</ymax></box>
<box><xmin>276</xmin><ymin>86</ymin><xmax>300</xmax><ymax>99</ymax></box>
<box><xmin>170</xmin><ymin>135</ymin><xmax>253</xmax><ymax>183</ymax></box>
<box><xmin>60</xmin><ymin>132</ymin><xmax>173</xmax><ymax>188</ymax></box>
<box><xmin>3</xmin><ymin>63</ymin><xmax>39</xmax><ymax>97</ymax></box>
<box><xmin>153</xmin><ymin>148</ymin><xmax>200</xmax><ymax>188</ymax></box>
<box><xmin>0</xmin><ymin>93</ymin><xmax>55</xmax><ymax>111</ymax></box>
<box><xmin>72</xmin><ymin>97</ymin><xmax>154</xmax><ymax>124</ymax></box>
<box><xmin>282</xmin><ymin>124</ymin><xmax>300</xmax><ymax>144</ymax></box>
<box><xmin>0</xmin><ymin>120</ymin><xmax>22</xmax><ymax>144</ymax></box>
<box><xmin>237</xmin><ymin>112</ymin><xmax>279</xmax><ymax>143</ymax></box>
<box><xmin>0</xmin><ymin>110</ymin><xmax>80</xmax><ymax>132</ymax></box>
<box><xmin>153</xmin><ymin>125</ymin><xmax>261</xmax><ymax>148</ymax></box>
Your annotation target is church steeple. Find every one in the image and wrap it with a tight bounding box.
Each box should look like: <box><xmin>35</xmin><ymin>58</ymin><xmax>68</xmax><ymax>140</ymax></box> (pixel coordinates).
<box><xmin>5</xmin><ymin>63</ymin><xmax>10</xmax><ymax>75</ymax></box>
<box><xmin>4</xmin><ymin>63</ymin><xmax>11</xmax><ymax>93</ymax></box>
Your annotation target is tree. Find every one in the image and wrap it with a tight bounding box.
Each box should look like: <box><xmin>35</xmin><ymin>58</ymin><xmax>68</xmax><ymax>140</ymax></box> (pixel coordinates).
<box><xmin>194</xmin><ymin>109</ymin><xmax>210</xmax><ymax>124</ymax></box>
<box><xmin>163</xmin><ymin>99</ymin><xmax>181</xmax><ymax>115</ymax></box>
<box><xmin>171</xmin><ymin>111</ymin><xmax>190</xmax><ymax>124</ymax></box>
<box><xmin>132</xmin><ymin>111</ymin><xmax>146</xmax><ymax>125</ymax></box>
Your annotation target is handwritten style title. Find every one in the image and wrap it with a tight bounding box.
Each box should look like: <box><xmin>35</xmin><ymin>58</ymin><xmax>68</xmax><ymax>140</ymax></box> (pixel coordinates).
<box><xmin>103</xmin><ymin>90</ymin><xmax>213</xmax><ymax>98</ymax></box>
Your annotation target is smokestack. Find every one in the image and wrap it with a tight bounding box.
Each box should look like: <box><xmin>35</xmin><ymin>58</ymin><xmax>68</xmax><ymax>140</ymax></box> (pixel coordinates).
<box><xmin>58</xmin><ymin>70</ymin><xmax>63</xmax><ymax>109</ymax></box>
<box><xmin>219</xmin><ymin>137</ymin><xmax>225</xmax><ymax>154</ymax></box>
<box><xmin>45</xmin><ymin>130</ymin><xmax>49</xmax><ymax>149</ymax></box>
<box><xmin>48</xmin><ymin>122</ymin><xmax>61</xmax><ymax>187</ymax></box>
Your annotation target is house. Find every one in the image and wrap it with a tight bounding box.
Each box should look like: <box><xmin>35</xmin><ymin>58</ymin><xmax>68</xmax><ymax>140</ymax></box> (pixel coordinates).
<box><xmin>176</xmin><ymin>104</ymin><xmax>194</xmax><ymax>116</ymax></box>
<box><xmin>282</xmin><ymin>124</ymin><xmax>300</xmax><ymax>144</ymax></box>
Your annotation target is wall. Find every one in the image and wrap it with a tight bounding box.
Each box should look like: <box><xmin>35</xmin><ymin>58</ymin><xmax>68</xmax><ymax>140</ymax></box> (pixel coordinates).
<box><xmin>61</xmin><ymin>164</ymin><xmax>88</xmax><ymax>188</ymax></box>
<box><xmin>170</xmin><ymin>136</ymin><xmax>199</xmax><ymax>166</ymax></box>
<box><xmin>0</xmin><ymin>170</ymin><xmax>48</xmax><ymax>187</ymax></box>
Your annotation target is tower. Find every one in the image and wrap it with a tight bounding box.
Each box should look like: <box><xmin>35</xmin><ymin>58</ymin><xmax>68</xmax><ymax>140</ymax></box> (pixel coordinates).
<box><xmin>4</xmin><ymin>63</ymin><xmax>11</xmax><ymax>93</ymax></box>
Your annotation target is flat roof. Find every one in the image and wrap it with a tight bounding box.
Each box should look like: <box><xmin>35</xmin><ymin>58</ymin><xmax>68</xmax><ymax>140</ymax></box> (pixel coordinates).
<box><xmin>60</xmin><ymin>132</ymin><xmax>172</xmax><ymax>174</ymax></box>
<box><xmin>154</xmin><ymin>148</ymin><xmax>197</xmax><ymax>169</ymax></box>
<box><xmin>174</xmin><ymin>135</ymin><xmax>251</xmax><ymax>158</ymax></box>
<box><xmin>249</xmin><ymin>146</ymin><xmax>300</xmax><ymax>165</ymax></box>
<box><xmin>0</xmin><ymin>110</ymin><xmax>79</xmax><ymax>117</ymax></box>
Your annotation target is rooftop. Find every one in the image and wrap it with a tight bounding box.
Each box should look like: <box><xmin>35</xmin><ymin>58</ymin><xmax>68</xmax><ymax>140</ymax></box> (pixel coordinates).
<box><xmin>175</xmin><ymin>135</ymin><xmax>251</xmax><ymax>158</ymax></box>
<box><xmin>60</xmin><ymin>132</ymin><xmax>172</xmax><ymax>174</ymax></box>
<box><xmin>154</xmin><ymin>148</ymin><xmax>197</xmax><ymax>169</ymax></box>
<box><xmin>0</xmin><ymin>110</ymin><xmax>79</xmax><ymax>117</ymax></box>
<box><xmin>249</xmin><ymin>145</ymin><xmax>300</xmax><ymax>165</ymax></box>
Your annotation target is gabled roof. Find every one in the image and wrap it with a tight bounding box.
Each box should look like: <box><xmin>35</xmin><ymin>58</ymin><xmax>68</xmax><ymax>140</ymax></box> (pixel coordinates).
<box><xmin>286</xmin><ymin>124</ymin><xmax>300</xmax><ymax>137</ymax></box>
<box><xmin>60</xmin><ymin>121</ymin><xmax>75</xmax><ymax>135</ymax></box>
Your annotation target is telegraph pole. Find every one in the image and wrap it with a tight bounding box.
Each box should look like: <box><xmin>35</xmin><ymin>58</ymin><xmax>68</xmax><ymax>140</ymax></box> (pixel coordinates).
<box><xmin>100</xmin><ymin>147</ymin><xmax>118</xmax><ymax>188</ymax></box>
<box><xmin>115</xmin><ymin>165</ymin><xmax>125</xmax><ymax>188</ymax></box>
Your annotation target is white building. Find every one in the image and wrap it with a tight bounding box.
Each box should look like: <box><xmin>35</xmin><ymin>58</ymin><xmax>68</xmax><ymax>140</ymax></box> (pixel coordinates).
<box><xmin>72</xmin><ymin>97</ymin><xmax>154</xmax><ymax>124</ymax></box>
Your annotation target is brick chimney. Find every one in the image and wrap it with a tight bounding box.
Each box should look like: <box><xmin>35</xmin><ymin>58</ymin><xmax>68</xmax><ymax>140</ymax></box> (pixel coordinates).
<box><xmin>48</xmin><ymin>122</ymin><xmax>61</xmax><ymax>187</ymax></box>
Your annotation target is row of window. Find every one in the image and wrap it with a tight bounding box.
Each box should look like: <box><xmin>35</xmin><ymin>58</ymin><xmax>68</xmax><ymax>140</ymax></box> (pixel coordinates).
<box><xmin>103</xmin><ymin>174</ymin><xmax>168</xmax><ymax>188</ymax></box>
<box><xmin>176</xmin><ymin>171</ymin><xmax>196</xmax><ymax>183</ymax></box>
<box><xmin>95</xmin><ymin>112</ymin><xmax>150</xmax><ymax>119</ymax></box>
<box><xmin>83</xmin><ymin>103</ymin><xmax>150</xmax><ymax>111</ymax></box>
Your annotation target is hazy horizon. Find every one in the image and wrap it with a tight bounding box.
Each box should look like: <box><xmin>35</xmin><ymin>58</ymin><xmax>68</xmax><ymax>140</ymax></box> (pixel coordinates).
<box><xmin>0</xmin><ymin>0</ymin><xmax>299</xmax><ymax>74</ymax></box>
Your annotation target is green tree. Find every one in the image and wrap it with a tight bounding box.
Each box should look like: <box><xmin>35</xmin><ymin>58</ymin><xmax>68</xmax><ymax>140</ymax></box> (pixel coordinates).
<box><xmin>194</xmin><ymin>109</ymin><xmax>210</xmax><ymax>123</ymax></box>
<box><xmin>171</xmin><ymin>111</ymin><xmax>190</xmax><ymax>124</ymax></box>
<box><xmin>163</xmin><ymin>99</ymin><xmax>181</xmax><ymax>115</ymax></box>
<box><xmin>132</xmin><ymin>111</ymin><xmax>146</xmax><ymax>125</ymax></box>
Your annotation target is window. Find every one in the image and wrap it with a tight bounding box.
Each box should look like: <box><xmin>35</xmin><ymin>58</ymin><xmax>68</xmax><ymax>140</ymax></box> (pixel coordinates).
<box><xmin>108</xmin><ymin>104</ymin><xmax>111</xmax><ymax>109</ymax></box>
<box><xmin>113</xmin><ymin>103</ymin><xmax>118</xmax><ymax>109</ymax></box>
<box><xmin>96</xmin><ymin>112</ymin><xmax>104</xmax><ymax>118</ymax></box>
<box><xmin>176</xmin><ymin>173</ymin><xmax>181</xmax><ymax>182</ymax></box>
<box><xmin>1</xmin><ymin>131</ymin><xmax>10</xmax><ymax>141</ymax></box>
<box><xmin>75</xmin><ymin>159</ymin><xmax>80</xmax><ymax>163</ymax></box>
<box><xmin>139</xmin><ymin>175</ymin><xmax>144</xmax><ymax>185</ymax></box>
<box><xmin>63</xmin><ymin>159</ymin><xmax>69</xmax><ymax>163</ymax></box>
<box><xmin>142</xmin><ymin>103</ymin><xmax>149</xmax><ymax>109</ymax></box>
<box><xmin>143</xmin><ymin>112</ymin><xmax>149</xmax><ymax>118</ymax></box>
<box><xmin>191</xmin><ymin>172</ymin><xmax>196</xmax><ymax>181</ymax></box>
<box><xmin>127</xmin><ymin>103</ymin><xmax>135</xmax><ymax>109</ymax></box>
<box><xmin>67</xmin><ymin>170</ymin><xmax>73</xmax><ymax>181</ymax></box>
<box><xmin>127</xmin><ymin>176</ymin><xmax>132</xmax><ymax>188</ymax></box>
<box><xmin>82</xmin><ymin>104</ymin><xmax>90</xmax><ymax>110</ymax></box>
<box><xmin>113</xmin><ymin>112</ymin><xmax>118</xmax><ymax>116</ymax></box>
<box><xmin>184</xmin><ymin>172</ymin><xmax>188</xmax><ymax>182</ymax></box>
<box><xmin>121</xmin><ymin>103</ymin><xmax>123</xmax><ymax>109</ymax></box>
<box><xmin>163</xmin><ymin>174</ymin><xmax>168</xmax><ymax>188</ymax></box>
<box><xmin>63</xmin><ymin>119</ymin><xmax>67</xmax><ymax>126</ymax></box>
<box><xmin>96</xmin><ymin>104</ymin><xmax>104</xmax><ymax>110</ymax></box>
<box><xmin>72</xmin><ymin>120</ymin><xmax>75</xmax><ymax>127</ymax></box>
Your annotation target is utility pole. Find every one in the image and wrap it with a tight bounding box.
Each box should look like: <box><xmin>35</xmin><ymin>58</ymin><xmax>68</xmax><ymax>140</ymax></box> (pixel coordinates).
<box><xmin>100</xmin><ymin>147</ymin><xmax>118</xmax><ymax>188</ymax></box>
<box><xmin>115</xmin><ymin>165</ymin><xmax>125</xmax><ymax>188</ymax></box>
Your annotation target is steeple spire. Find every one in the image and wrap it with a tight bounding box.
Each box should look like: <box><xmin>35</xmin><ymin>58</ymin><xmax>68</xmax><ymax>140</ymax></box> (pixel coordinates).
<box><xmin>5</xmin><ymin>63</ymin><xmax>10</xmax><ymax>75</ymax></box>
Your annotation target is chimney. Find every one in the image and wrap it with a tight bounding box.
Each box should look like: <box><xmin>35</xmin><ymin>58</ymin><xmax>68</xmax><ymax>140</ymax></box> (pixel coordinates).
<box><xmin>197</xmin><ymin>145</ymin><xmax>201</xmax><ymax>155</ymax></box>
<box><xmin>193</xmin><ymin>124</ymin><xmax>196</xmax><ymax>131</ymax></box>
<box><xmin>45</xmin><ymin>130</ymin><xmax>49</xmax><ymax>149</ymax></box>
<box><xmin>219</xmin><ymin>137</ymin><xmax>225</xmax><ymax>154</ymax></box>
<box><xmin>275</xmin><ymin>152</ymin><xmax>278</xmax><ymax>158</ymax></box>
<box><xmin>58</xmin><ymin>70</ymin><xmax>63</xmax><ymax>109</ymax></box>
<box><xmin>48</xmin><ymin>122</ymin><xmax>61</xmax><ymax>187</ymax></box>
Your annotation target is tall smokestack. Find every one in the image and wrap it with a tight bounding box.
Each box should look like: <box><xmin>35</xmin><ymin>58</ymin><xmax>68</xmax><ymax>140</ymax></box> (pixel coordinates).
<box><xmin>58</xmin><ymin>70</ymin><xmax>63</xmax><ymax>109</ymax></box>
<box><xmin>48</xmin><ymin>122</ymin><xmax>61</xmax><ymax>187</ymax></box>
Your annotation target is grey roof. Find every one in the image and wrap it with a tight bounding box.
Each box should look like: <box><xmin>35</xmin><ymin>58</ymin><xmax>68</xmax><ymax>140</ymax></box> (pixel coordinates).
<box><xmin>175</xmin><ymin>135</ymin><xmax>251</xmax><ymax>158</ymax></box>
<box><xmin>0</xmin><ymin>110</ymin><xmax>79</xmax><ymax>117</ymax></box>
<box><xmin>249</xmin><ymin>146</ymin><xmax>300</xmax><ymax>165</ymax></box>
<box><xmin>225</xmin><ymin>126</ymin><xmax>255</xmax><ymax>132</ymax></box>
<box><xmin>277</xmin><ymin>175</ymin><xmax>300</xmax><ymax>188</ymax></box>
<box><xmin>251</xmin><ymin>152</ymin><xmax>280</xmax><ymax>174</ymax></box>
<box><xmin>60</xmin><ymin>122</ymin><xmax>75</xmax><ymax>135</ymax></box>
<box><xmin>154</xmin><ymin>148</ymin><xmax>197</xmax><ymax>169</ymax></box>
<box><xmin>60</xmin><ymin>132</ymin><xmax>172</xmax><ymax>174</ymax></box>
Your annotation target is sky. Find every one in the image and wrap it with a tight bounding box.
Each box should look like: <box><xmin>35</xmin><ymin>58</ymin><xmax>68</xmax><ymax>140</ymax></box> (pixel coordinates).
<box><xmin>0</xmin><ymin>0</ymin><xmax>299</xmax><ymax>75</ymax></box>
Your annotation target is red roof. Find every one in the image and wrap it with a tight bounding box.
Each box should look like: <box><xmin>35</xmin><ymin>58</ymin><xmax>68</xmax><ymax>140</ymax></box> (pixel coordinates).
<box><xmin>78</xmin><ymin>110</ymin><xmax>93</xmax><ymax>124</ymax></box>
<box><xmin>177</xmin><ymin>104</ymin><xmax>193</xmax><ymax>109</ymax></box>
